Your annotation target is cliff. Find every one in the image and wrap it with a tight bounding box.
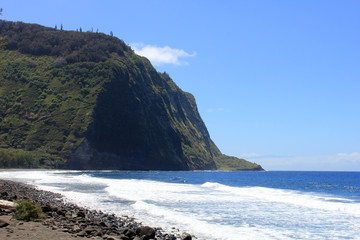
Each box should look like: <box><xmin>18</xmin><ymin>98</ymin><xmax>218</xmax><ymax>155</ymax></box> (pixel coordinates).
<box><xmin>0</xmin><ymin>20</ymin><xmax>263</xmax><ymax>171</ymax></box>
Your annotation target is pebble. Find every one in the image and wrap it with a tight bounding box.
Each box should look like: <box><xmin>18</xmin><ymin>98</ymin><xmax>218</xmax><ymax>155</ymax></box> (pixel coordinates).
<box><xmin>0</xmin><ymin>179</ymin><xmax>182</xmax><ymax>240</ymax></box>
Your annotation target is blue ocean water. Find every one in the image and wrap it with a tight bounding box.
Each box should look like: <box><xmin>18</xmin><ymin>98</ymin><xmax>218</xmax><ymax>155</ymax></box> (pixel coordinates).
<box><xmin>1</xmin><ymin>170</ymin><xmax>359</xmax><ymax>240</ymax></box>
<box><xmin>88</xmin><ymin>171</ymin><xmax>360</xmax><ymax>200</ymax></box>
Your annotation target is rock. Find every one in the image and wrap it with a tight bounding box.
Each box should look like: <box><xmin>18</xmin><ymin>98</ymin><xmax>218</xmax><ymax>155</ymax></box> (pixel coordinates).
<box><xmin>41</xmin><ymin>204</ymin><xmax>53</xmax><ymax>213</ymax></box>
<box><xmin>104</xmin><ymin>235</ymin><xmax>120</xmax><ymax>240</ymax></box>
<box><xmin>181</xmin><ymin>232</ymin><xmax>192</xmax><ymax>240</ymax></box>
<box><xmin>57</xmin><ymin>209</ymin><xmax>66</xmax><ymax>216</ymax></box>
<box><xmin>77</xmin><ymin>210</ymin><xmax>85</xmax><ymax>218</ymax></box>
<box><xmin>65</xmin><ymin>211</ymin><xmax>72</xmax><ymax>218</ymax></box>
<box><xmin>136</xmin><ymin>226</ymin><xmax>155</xmax><ymax>240</ymax></box>
<box><xmin>99</xmin><ymin>221</ymin><xmax>109</xmax><ymax>227</ymax></box>
<box><xmin>95</xmin><ymin>230</ymin><xmax>104</xmax><ymax>237</ymax></box>
<box><xmin>119</xmin><ymin>234</ymin><xmax>130</xmax><ymax>240</ymax></box>
<box><xmin>0</xmin><ymin>192</ymin><xmax>8</xmax><ymax>198</ymax></box>
<box><xmin>84</xmin><ymin>226</ymin><xmax>97</xmax><ymax>234</ymax></box>
<box><xmin>72</xmin><ymin>225</ymin><xmax>82</xmax><ymax>232</ymax></box>
<box><xmin>77</xmin><ymin>230</ymin><xmax>87</xmax><ymax>237</ymax></box>
<box><xmin>0</xmin><ymin>199</ymin><xmax>17</xmax><ymax>209</ymax></box>
<box><xmin>0</xmin><ymin>179</ymin><xmax>197</xmax><ymax>240</ymax></box>
<box><xmin>0</xmin><ymin>208</ymin><xmax>13</xmax><ymax>215</ymax></box>
<box><xmin>164</xmin><ymin>235</ymin><xmax>177</xmax><ymax>240</ymax></box>
<box><xmin>0</xmin><ymin>219</ymin><xmax>9</xmax><ymax>228</ymax></box>
<box><xmin>124</xmin><ymin>228</ymin><xmax>136</xmax><ymax>237</ymax></box>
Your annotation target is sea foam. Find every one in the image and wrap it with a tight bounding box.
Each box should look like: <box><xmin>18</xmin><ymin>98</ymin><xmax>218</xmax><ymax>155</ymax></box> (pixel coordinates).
<box><xmin>0</xmin><ymin>170</ymin><xmax>359</xmax><ymax>240</ymax></box>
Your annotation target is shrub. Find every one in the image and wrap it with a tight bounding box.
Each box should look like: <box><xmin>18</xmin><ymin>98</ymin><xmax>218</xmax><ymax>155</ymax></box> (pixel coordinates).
<box><xmin>12</xmin><ymin>200</ymin><xmax>45</xmax><ymax>221</ymax></box>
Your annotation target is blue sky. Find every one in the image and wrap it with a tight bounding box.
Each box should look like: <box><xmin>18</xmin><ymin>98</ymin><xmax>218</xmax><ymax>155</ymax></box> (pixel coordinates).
<box><xmin>2</xmin><ymin>0</ymin><xmax>360</xmax><ymax>170</ymax></box>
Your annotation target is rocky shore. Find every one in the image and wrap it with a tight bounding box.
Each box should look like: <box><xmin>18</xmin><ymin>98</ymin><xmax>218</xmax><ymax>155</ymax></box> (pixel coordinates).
<box><xmin>0</xmin><ymin>179</ymin><xmax>192</xmax><ymax>240</ymax></box>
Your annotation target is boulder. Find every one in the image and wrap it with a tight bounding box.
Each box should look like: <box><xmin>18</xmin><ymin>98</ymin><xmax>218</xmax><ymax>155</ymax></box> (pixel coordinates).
<box><xmin>124</xmin><ymin>228</ymin><xmax>136</xmax><ymax>237</ymax></box>
<box><xmin>182</xmin><ymin>232</ymin><xmax>192</xmax><ymax>240</ymax></box>
<box><xmin>136</xmin><ymin>226</ymin><xmax>155</xmax><ymax>240</ymax></box>
<box><xmin>0</xmin><ymin>199</ymin><xmax>17</xmax><ymax>209</ymax></box>
<box><xmin>41</xmin><ymin>204</ymin><xmax>53</xmax><ymax>213</ymax></box>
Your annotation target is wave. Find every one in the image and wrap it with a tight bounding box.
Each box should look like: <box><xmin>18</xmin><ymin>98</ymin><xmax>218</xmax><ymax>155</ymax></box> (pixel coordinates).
<box><xmin>0</xmin><ymin>171</ymin><xmax>359</xmax><ymax>240</ymax></box>
<box><xmin>132</xmin><ymin>200</ymin><xmax>297</xmax><ymax>240</ymax></box>
<box><xmin>200</xmin><ymin>181</ymin><xmax>360</xmax><ymax>216</ymax></box>
<box><xmin>2</xmin><ymin>171</ymin><xmax>359</xmax><ymax>215</ymax></box>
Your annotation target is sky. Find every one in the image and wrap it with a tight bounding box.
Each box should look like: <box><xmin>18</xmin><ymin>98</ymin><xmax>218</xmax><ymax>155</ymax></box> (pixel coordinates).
<box><xmin>1</xmin><ymin>0</ymin><xmax>360</xmax><ymax>171</ymax></box>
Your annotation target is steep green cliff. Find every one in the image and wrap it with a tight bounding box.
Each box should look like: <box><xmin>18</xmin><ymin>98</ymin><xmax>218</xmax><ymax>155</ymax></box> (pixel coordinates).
<box><xmin>0</xmin><ymin>20</ymin><xmax>263</xmax><ymax>171</ymax></box>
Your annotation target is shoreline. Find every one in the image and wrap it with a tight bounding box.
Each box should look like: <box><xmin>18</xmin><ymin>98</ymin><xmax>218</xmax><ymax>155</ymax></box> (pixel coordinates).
<box><xmin>0</xmin><ymin>178</ymin><xmax>189</xmax><ymax>240</ymax></box>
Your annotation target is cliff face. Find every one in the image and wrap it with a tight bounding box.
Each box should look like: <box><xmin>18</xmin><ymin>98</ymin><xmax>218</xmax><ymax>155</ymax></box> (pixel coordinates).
<box><xmin>68</xmin><ymin>57</ymin><xmax>219</xmax><ymax>170</ymax></box>
<box><xmin>0</xmin><ymin>20</ymin><xmax>263</xmax><ymax>171</ymax></box>
<box><xmin>67</xmin><ymin>54</ymin><xmax>219</xmax><ymax>170</ymax></box>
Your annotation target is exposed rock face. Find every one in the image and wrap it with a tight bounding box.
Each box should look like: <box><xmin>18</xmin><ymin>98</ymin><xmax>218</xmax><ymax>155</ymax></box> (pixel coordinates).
<box><xmin>67</xmin><ymin>63</ymin><xmax>219</xmax><ymax>170</ymax></box>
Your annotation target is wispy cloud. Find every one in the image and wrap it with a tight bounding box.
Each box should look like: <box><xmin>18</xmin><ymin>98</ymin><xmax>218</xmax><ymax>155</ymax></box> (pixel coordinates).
<box><xmin>130</xmin><ymin>43</ymin><xmax>196</xmax><ymax>66</ymax></box>
<box><xmin>247</xmin><ymin>152</ymin><xmax>360</xmax><ymax>171</ymax></box>
<box><xmin>337</xmin><ymin>152</ymin><xmax>360</xmax><ymax>162</ymax></box>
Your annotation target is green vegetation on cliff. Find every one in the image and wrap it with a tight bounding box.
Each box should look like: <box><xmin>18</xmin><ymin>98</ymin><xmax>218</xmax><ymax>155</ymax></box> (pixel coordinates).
<box><xmin>214</xmin><ymin>155</ymin><xmax>263</xmax><ymax>171</ymax></box>
<box><xmin>0</xmin><ymin>48</ymin><xmax>117</xmax><ymax>167</ymax></box>
<box><xmin>0</xmin><ymin>20</ymin><xmax>263</xmax><ymax>171</ymax></box>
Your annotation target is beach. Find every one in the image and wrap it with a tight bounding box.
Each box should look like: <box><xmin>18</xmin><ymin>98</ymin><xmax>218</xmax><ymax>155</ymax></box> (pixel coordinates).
<box><xmin>0</xmin><ymin>178</ymin><xmax>185</xmax><ymax>240</ymax></box>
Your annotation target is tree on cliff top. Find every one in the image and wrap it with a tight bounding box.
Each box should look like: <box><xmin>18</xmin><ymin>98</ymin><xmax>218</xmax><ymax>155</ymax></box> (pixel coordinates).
<box><xmin>0</xmin><ymin>9</ymin><xmax>5</xmax><ymax>48</ymax></box>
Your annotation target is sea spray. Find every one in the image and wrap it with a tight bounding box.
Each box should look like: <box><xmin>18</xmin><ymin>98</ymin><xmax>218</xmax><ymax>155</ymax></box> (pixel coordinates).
<box><xmin>0</xmin><ymin>170</ymin><xmax>359</xmax><ymax>240</ymax></box>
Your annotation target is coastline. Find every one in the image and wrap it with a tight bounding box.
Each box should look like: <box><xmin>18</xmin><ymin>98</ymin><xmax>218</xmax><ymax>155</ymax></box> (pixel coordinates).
<box><xmin>1</xmin><ymin>170</ymin><xmax>359</xmax><ymax>239</ymax></box>
<box><xmin>0</xmin><ymin>178</ymin><xmax>188</xmax><ymax>240</ymax></box>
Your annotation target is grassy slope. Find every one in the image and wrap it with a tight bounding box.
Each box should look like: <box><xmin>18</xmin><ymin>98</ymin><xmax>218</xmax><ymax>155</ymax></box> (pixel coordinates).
<box><xmin>0</xmin><ymin>49</ymin><xmax>117</xmax><ymax>167</ymax></box>
<box><xmin>214</xmin><ymin>155</ymin><xmax>264</xmax><ymax>171</ymax></box>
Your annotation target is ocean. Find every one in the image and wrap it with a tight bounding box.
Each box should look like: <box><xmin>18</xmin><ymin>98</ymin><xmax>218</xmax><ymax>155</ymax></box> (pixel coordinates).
<box><xmin>0</xmin><ymin>170</ymin><xmax>359</xmax><ymax>240</ymax></box>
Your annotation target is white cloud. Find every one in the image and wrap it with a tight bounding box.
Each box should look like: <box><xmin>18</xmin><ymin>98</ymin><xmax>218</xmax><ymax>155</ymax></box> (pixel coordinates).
<box><xmin>130</xmin><ymin>43</ymin><xmax>196</xmax><ymax>66</ymax></box>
